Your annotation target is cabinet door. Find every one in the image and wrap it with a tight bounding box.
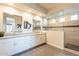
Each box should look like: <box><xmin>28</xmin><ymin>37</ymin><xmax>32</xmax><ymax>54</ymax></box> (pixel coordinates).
<box><xmin>13</xmin><ymin>36</ymin><xmax>39</xmax><ymax>54</ymax></box>
<box><xmin>5</xmin><ymin>39</ymin><xmax>15</xmax><ymax>55</ymax></box>
<box><xmin>33</xmin><ymin>34</ymin><xmax>46</xmax><ymax>46</ymax></box>
<box><xmin>25</xmin><ymin>36</ymin><xmax>37</xmax><ymax>47</ymax></box>
<box><xmin>23</xmin><ymin>36</ymin><xmax>36</xmax><ymax>48</ymax></box>
<box><xmin>0</xmin><ymin>40</ymin><xmax>8</xmax><ymax>56</ymax></box>
<box><xmin>13</xmin><ymin>37</ymin><xmax>25</xmax><ymax>54</ymax></box>
<box><xmin>0</xmin><ymin>39</ymin><xmax>15</xmax><ymax>56</ymax></box>
<box><xmin>14</xmin><ymin>36</ymin><xmax>33</xmax><ymax>54</ymax></box>
<box><xmin>25</xmin><ymin>35</ymin><xmax>45</xmax><ymax>47</ymax></box>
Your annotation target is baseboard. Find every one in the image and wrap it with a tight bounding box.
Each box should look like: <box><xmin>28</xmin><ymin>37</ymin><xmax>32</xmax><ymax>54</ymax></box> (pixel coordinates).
<box><xmin>12</xmin><ymin>43</ymin><xmax>46</xmax><ymax>56</ymax></box>
<box><xmin>47</xmin><ymin>42</ymin><xmax>64</xmax><ymax>49</ymax></box>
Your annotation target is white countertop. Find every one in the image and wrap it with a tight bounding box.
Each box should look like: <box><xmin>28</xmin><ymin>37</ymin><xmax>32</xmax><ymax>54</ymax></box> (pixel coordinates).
<box><xmin>0</xmin><ymin>32</ymin><xmax>45</xmax><ymax>40</ymax></box>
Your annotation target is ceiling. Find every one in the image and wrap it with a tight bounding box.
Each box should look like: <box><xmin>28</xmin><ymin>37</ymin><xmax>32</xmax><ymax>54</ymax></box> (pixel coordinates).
<box><xmin>2</xmin><ymin>3</ymin><xmax>79</xmax><ymax>18</ymax></box>
<box><xmin>38</xmin><ymin>3</ymin><xmax>58</xmax><ymax>11</ymax></box>
<box><xmin>23</xmin><ymin>3</ymin><xmax>79</xmax><ymax>14</ymax></box>
<box><xmin>18</xmin><ymin>3</ymin><xmax>79</xmax><ymax>19</ymax></box>
<box><xmin>38</xmin><ymin>3</ymin><xmax>79</xmax><ymax>12</ymax></box>
<box><xmin>37</xmin><ymin>3</ymin><xmax>79</xmax><ymax>16</ymax></box>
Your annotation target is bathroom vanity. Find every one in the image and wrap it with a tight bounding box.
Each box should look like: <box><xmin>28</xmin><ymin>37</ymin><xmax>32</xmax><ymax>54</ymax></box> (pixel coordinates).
<box><xmin>0</xmin><ymin>32</ymin><xmax>46</xmax><ymax>56</ymax></box>
<box><xmin>0</xmin><ymin>10</ymin><xmax>46</xmax><ymax>56</ymax></box>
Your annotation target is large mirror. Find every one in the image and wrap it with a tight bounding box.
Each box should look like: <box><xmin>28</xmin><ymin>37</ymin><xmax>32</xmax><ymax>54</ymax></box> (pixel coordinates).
<box><xmin>33</xmin><ymin>19</ymin><xmax>41</xmax><ymax>31</ymax></box>
<box><xmin>3</xmin><ymin>13</ymin><xmax>22</xmax><ymax>33</ymax></box>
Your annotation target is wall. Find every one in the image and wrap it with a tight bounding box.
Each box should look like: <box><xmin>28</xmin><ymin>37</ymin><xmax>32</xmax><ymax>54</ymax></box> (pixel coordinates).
<box><xmin>46</xmin><ymin>31</ymin><xmax>64</xmax><ymax>49</ymax></box>
<box><xmin>64</xmin><ymin>14</ymin><xmax>79</xmax><ymax>46</ymax></box>
<box><xmin>48</xmin><ymin>8</ymin><xmax>79</xmax><ymax>48</ymax></box>
<box><xmin>0</xmin><ymin>12</ymin><xmax>3</xmax><ymax>31</ymax></box>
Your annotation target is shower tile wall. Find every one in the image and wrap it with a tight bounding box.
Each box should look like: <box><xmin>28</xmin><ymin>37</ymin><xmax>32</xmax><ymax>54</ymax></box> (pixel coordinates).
<box><xmin>64</xmin><ymin>21</ymin><xmax>79</xmax><ymax>51</ymax></box>
<box><xmin>49</xmin><ymin>19</ymin><xmax>79</xmax><ymax>51</ymax></box>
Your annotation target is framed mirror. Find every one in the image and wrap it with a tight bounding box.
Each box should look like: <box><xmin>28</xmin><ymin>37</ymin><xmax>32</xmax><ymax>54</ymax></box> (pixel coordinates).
<box><xmin>3</xmin><ymin>13</ymin><xmax>22</xmax><ymax>33</ymax></box>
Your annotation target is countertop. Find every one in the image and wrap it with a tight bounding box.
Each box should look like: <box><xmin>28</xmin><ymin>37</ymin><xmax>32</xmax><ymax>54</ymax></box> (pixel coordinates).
<box><xmin>0</xmin><ymin>32</ymin><xmax>45</xmax><ymax>40</ymax></box>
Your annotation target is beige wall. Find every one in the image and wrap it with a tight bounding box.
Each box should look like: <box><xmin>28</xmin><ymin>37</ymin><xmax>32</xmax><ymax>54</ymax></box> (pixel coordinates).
<box><xmin>0</xmin><ymin>12</ymin><xmax>3</xmax><ymax>31</ymax></box>
<box><xmin>46</xmin><ymin>31</ymin><xmax>64</xmax><ymax>49</ymax></box>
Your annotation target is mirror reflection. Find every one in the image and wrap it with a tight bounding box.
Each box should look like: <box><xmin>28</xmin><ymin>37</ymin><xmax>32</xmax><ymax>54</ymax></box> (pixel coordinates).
<box><xmin>3</xmin><ymin>13</ymin><xmax>22</xmax><ymax>33</ymax></box>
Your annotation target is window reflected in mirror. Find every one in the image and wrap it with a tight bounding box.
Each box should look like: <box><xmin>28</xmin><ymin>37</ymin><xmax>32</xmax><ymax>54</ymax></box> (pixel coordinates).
<box><xmin>6</xmin><ymin>17</ymin><xmax>15</xmax><ymax>32</ymax></box>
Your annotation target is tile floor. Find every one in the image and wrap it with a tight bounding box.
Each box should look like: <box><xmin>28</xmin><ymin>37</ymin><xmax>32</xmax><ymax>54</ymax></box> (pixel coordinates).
<box><xmin>16</xmin><ymin>44</ymin><xmax>77</xmax><ymax>56</ymax></box>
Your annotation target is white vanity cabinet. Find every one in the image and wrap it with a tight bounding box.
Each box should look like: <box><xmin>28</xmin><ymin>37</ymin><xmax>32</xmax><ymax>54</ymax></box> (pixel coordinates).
<box><xmin>34</xmin><ymin>34</ymin><xmax>46</xmax><ymax>46</ymax></box>
<box><xmin>14</xmin><ymin>36</ymin><xmax>36</xmax><ymax>55</ymax></box>
<box><xmin>0</xmin><ymin>39</ymin><xmax>8</xmax><ymax>56</ymax></box>
<box><xmin>0</xmin><ymin>33</ymin><xmax>46</xmax><ymax>56</ymax></box>
<box><xmin>0</xmin><ymin>39</ymin><xmax>15</xmax><ymax>55</ymax></box>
